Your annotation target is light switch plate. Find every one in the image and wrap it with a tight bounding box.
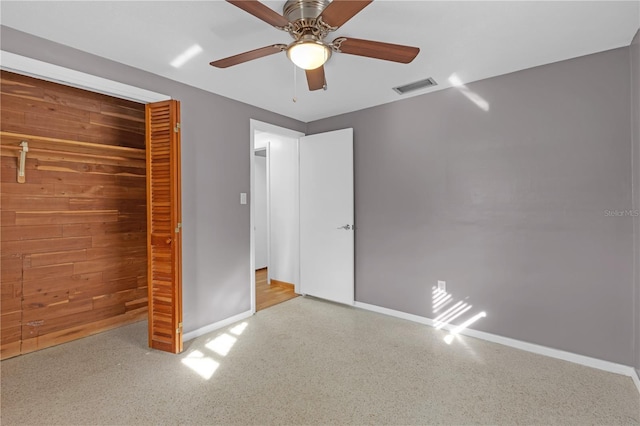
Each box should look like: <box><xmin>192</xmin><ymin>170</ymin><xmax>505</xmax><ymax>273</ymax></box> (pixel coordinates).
<box><xmin>240</xmin><ymin>193</ymin><xmax>247</xmax><ymax>205</ymax></box>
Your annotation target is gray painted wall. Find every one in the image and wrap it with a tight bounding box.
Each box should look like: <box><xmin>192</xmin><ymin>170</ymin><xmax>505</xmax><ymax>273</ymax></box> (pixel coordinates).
<box><xmin>0</xmin><ymin>26</ymin><xmax>306</xmax><ymax>335</ymax></box>
<box><xmin>308</xmin><ymin>48</ymin><xmax>635</xmax><ymax>365</ymax></box>
<box><xmin>632</xmin><ymin>29</ymin><xmax>640</xmax><ymax>373</ymax></box>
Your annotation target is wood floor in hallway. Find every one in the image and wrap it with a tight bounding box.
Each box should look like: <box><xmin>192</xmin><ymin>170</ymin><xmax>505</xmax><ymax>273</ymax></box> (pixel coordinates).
<box><xmin>255</xmin><ymin>268</ymin><xmax>298</xmax><ymax>311</ymax></box>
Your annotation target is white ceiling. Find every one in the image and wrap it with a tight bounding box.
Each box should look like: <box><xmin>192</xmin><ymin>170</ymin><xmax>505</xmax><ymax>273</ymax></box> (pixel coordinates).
<box><xmin>1</xmin><ymin>1</ymin><xmax>639</xmax><ymax>122</ymax></box>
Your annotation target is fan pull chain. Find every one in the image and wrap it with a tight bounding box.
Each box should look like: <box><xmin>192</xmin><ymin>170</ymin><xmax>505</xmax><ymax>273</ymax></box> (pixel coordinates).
<box><xmin>292</xmin><ymin>64</ymin><xmax>297</xmax><ymax>103</ymax></box>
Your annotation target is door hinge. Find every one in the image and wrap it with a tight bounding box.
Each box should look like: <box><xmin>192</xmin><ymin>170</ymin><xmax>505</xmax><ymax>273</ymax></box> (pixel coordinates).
<box><xmin>176</xmin><ymin>322</ymin><xmax>183</xmax><ymax>334</ymax></box>
<box><xmin>174</xmin><ymin>123</ymin><xmax>181</xmax><ymax>133</ymax></box>
<box><xmin>175</xmin><ymin>222</ymin><xmax>182</xmax><ymax>233</ymax></box>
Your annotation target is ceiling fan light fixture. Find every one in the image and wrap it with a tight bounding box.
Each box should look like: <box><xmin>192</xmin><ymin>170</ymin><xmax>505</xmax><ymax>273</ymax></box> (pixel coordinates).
<box><xmin>287</xmin><ymin>39</ymin><xmax>331</xmax><ymax>70</ymax></box>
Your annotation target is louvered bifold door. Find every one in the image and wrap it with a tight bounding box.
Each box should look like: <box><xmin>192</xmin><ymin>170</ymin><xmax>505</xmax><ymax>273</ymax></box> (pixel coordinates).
<box><xmin>146</xmin><ymin>100</ymin><xmax>183</xmax><ymax>354</ymax></box>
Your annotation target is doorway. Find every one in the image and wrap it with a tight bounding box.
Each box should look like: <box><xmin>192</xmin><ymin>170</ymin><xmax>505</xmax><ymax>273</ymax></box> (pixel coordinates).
<box><xmin>253</xmin><ymin>145</ymin><xmax>296</xmax><ymax>311</ymax></box>
<box><xmin>249</xmin><ymin>121</ymin><xmax>356</xmax><ymax>311</ymax></box>
<box><xmin>250</xmin><ymin>120</ymin><xmax>304</xmax><ymax>313</ymax></box>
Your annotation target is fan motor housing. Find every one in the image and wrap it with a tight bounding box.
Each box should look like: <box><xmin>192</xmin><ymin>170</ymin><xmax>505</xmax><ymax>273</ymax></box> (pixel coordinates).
<box><xmin>283</xmin><ymin>0</ymin><xmax>330</xmax><ymax>22</ymax></box>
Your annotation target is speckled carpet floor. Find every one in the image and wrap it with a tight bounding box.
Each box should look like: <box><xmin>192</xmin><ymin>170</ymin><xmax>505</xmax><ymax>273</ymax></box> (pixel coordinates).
<box><xmin>1</xmin><ymin>296</ymin><xmax>638</xmax><ymax>425</ymax></box>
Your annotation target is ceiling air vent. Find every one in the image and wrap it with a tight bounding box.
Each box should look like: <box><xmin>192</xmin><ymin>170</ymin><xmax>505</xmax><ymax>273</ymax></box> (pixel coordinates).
<box><xmin>393</xmin><ymin>77</ymin><xmax>437</xmax><ymax>95</ymax></box>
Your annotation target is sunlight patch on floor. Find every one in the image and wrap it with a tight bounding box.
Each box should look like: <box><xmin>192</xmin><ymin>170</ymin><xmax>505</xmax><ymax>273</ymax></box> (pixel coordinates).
<box><xmin>181</xmin><ymin>350</ymin><xmax>220</xmax><ymax>380</ymax></box>
<box><xmin>206</xmin><ymin>333</ymin><xmax>237</xmax><ymax>357</ymax></box>
<box><xmin>181</xmin><ymin>322</ymin><xmax>248</xmax><ymax>379</ymax></box>
<box><xmin>230</xmin><ymin>322</ymin><xmax>248</xmax><ymax>336</ymax></box>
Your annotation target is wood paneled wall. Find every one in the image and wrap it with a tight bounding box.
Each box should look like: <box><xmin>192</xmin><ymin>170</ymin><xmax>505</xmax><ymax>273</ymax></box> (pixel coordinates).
<box><xmin>1</xmin><ymin>71</ymin><xmax>148</xmax><ymax>359</ymax></box>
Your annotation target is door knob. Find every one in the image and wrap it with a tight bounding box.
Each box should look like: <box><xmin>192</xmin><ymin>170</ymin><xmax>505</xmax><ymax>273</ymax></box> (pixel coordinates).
<box><xmin>337</xmin><ymin>224</ymin><xmax>351</xmax><ymax>230</ymax></box>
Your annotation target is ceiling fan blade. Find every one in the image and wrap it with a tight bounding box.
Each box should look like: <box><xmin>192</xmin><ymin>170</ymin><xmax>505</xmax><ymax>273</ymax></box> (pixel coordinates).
<box><xmin>318</xmin><ymin>0</ymin><xmax>372</xmax><ymax>29</ymax></box>
<box><xmin>210</xmin><ymin>44</ymin><xmax>287</xmax><ymax>68</ymax></box>
<box><xmin>305</xmin><ymin>66</ymin><xmax>326</xmax><ymax>91</ymax></box>
<box><xmin>334</xmin><ymin>37</ymin><xmax>419</xmax><ymax>64</ymax></box>
<box><xmin>227</xmin><ymin>0</ymin><xmax>289</xmax><ymax>28</ymax></box>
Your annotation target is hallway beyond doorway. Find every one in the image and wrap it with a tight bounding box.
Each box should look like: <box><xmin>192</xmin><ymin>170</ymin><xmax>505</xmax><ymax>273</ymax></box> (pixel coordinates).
<box><xmin>255</xmin><ymin>268</ymin><xmax>298</xmax><ymax>311</ymax></box>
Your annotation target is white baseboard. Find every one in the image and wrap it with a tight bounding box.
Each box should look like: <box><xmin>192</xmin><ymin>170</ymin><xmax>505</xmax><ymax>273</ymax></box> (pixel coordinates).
<box><xmin>354</xmin><ymin>301</ymin><xmax>437</xmax><ymax>327</ymax></box>
<box><xmin>183</xmin><ymin>310</ymin><xmax>253</xmax><ymax>342</ymax></box>
<box><xmin>354</xmin><ymin>301</ymin><xmax>639</xmax><ymax>392</ymax></box>
<box><xmin>632</xmin><ymin>368</ymin><xmax>640</xmax><ymax>395</ymax></box>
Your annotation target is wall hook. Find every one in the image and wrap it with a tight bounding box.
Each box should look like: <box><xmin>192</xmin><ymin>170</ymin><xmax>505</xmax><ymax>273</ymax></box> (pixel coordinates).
<box><xmin>17</xmin><ymin>140</ymin><xmax>28</xmax><ymax>184</ymax></box>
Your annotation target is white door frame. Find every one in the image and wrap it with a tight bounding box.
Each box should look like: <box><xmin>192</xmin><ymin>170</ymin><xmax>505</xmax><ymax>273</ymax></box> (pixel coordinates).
<box><xmin>253</xmin><ymin>145</ymin><xmax>270</xmax><ymax>275</ymax></box>
<box><xmin>265</xmin><ymin>142</ymin><xmax>271</xmax><ymax>284</ymax></box>
<box><xmin>249</xmin><ymin>119</ymin><xmax>304</xmax><ymax>314</ymax></box>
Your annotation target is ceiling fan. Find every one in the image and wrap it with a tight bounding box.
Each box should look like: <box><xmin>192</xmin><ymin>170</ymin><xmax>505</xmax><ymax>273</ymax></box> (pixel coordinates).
<box><xmin>209</xmin><ymin>0</ymin><xmax>420</xmax><ymax>91</ymax></box>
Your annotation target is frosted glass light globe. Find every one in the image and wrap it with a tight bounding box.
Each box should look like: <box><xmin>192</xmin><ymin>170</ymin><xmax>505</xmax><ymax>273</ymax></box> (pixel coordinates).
<box><xmin>287</xmin><ymin>41</ymin><xmax>330</xmax><ymax>70</ymax></box>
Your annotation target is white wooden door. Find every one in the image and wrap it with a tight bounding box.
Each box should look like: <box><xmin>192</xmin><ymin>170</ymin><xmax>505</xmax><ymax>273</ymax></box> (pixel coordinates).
<box><xmin>299</xmin><ymin>128</ymin><xmax>354</xmax><ymax>305</ymax></box>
